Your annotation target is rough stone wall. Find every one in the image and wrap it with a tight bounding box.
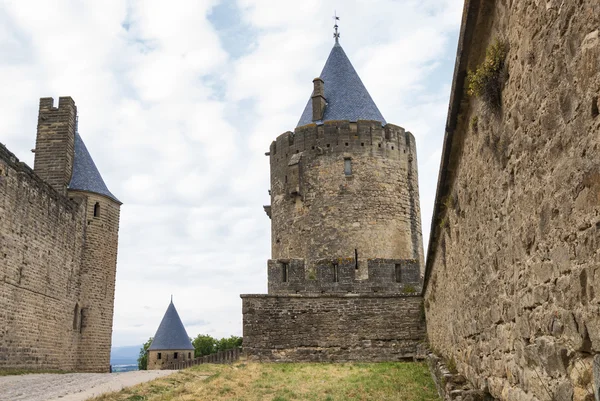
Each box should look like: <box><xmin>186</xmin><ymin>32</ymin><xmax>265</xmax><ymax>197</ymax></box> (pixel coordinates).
<box><xmin>0</xmin><ymin>143</ymin><xmax>86</xmax><ymax>370</ymax></box>
<box><xmin>241</xmin><ymin>294</ymin><xmax>426</xmax><ymax>362</ymax></box>
<box><xmin>33</xmin><ymin>97</ymin><xmax>76</xmax><ymax>196</ymax></box>
<box><xmin>425</xmin><ymin>1</ymin><xmax>600</xmax><ymax>400</ymax></box>
<box><xmin>269</xmin><ymin>120</ymin><xmax>424</xmax><ymax>278</ymax></box>
<box><xmin>267</xmin><ymin>258</ymin><xmax>421</xmax><ymax>294</ymax></box>
<box><xmin>74</xmin><ymin>192</ymin><xmax>121</xmax><ymax>372</ymax></box>
<box><xmin>148</xmin><ymin>349</ymin><xmax>193</xmax><ymax>370</ymax></box>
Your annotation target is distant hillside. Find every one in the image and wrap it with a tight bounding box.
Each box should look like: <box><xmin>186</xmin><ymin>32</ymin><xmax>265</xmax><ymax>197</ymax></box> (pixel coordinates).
<box><xmin>110</xmin><ymin>345</ymin><xmax>141</xmax><ymax>365</ymax></box>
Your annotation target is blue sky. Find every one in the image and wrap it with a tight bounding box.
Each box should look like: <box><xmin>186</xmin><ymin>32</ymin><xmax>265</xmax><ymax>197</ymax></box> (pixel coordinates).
<box><xmin>0</xmin><ymin>0</ymin><xmax>464</xmax><ymax>347</ymax></box>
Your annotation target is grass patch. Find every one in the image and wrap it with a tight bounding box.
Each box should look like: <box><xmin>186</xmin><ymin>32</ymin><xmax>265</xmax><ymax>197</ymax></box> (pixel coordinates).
<box><xmin>90</xmin><ymin>362</ymin><xmax>440</xmax><ymax>401</ymax></box>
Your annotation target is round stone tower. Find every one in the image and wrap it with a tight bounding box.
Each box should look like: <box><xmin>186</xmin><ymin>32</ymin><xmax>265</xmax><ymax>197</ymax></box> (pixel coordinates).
<box><xmin>265</xmin><ymin>39</ymin><xmax>424</xmax><ymax>293</ymax></box>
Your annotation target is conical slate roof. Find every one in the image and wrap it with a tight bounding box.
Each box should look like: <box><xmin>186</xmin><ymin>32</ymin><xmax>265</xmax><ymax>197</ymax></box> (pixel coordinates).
<box><xmin>69</xmin><ymin>133</ymin><xmax>120</xmax><ymax>203</ymax></box>
<box><xmin>148</xmin><ymin>301</ymin><xmax>194</xmax><ymax>351</ymax></box>
<box><xmin>297</xmin><ymin>42</ymin><xmax>386</xmax><ymax>126</ymax></box>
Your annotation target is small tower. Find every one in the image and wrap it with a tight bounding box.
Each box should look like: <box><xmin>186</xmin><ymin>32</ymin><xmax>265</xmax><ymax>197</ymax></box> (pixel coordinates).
<box><xmin>147</xmin><ymin>300</ymin><xmax>195</xmax><ymax>370</ymax></box>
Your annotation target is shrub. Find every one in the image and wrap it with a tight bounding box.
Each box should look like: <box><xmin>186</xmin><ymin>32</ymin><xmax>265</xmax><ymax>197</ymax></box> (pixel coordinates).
<box><xmin>137</xmin><ymin>337</ymin><xmax>153</xmax><ymax>370</ymax></box>
<box><xmin>467</xmin><ymin>39</ymin><xmax>508</xmax><ymax>109</ymax></box>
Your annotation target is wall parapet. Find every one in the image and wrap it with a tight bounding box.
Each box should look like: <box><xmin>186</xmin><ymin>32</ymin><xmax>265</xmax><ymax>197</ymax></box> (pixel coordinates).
<box><xmin>267</xmin><ymin>258</ymin><xmax>421</xmax><ymax>295</ymax></box>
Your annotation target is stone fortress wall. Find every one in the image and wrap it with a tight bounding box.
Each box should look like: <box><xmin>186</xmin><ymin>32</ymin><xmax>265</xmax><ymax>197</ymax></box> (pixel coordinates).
<box><xmin>242</xmin><ymin>294</ymin><xmax>425</xmax><ymax>362</ymax></box>
<box><xmin>0</xmin><ymin>142</ymin><xmax>87</xmax><ymax>370</ymax></box>
<box><xmin>0</xmin><ymin>97</ymin><xmax>120</xmax><ymax>372</ymax></box>
<box><xmin>424</xmin><ymin>0</ymin><xmax>600</xmax><ymax>400</ymax></box>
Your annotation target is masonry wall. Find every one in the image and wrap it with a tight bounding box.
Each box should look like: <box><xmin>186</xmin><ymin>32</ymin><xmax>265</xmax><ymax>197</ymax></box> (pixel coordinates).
<box><xmin>74</xmin><ymin>192</ymin><xmax>121</xmax><ymax>372</ymax></box>
<box><xmin>0</xmin><ymin>144</ymin><xmax>86</xmax><ymax>370</ymax></box>
<box><xmin>269</xmin><ymin>120</ymin><xmax>424</xmax><ymax>278</ymax></box>
<box><xmin>241</xmin><ymin>294</ymin><xmax>426</xmax><ymax>362</ymax></box>
<box><xmin>425</xmin><ymin>1</ymin><xmax>600</xmax><ymax>400</ymax></box>
<box><xmin>148</xmin><ymin>349</ymin><xmax>193</xmax><ymax>370</ymax></box>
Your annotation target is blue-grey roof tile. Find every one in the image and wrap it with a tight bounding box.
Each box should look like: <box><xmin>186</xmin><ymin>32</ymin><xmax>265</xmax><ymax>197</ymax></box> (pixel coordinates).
<box><xmin>149</xmin><ymin>301</ymin><xmax>194</xmax><ymax>351</ymax></box>
<box><xmin>297</xmin><ymin>42</ymin><xmax>386</xmax><ymax>127</ymax></box>
<box><xmin>69</xmin><ymin>133</ymin><xmax>120</xmax><ymax>203</ymax></box>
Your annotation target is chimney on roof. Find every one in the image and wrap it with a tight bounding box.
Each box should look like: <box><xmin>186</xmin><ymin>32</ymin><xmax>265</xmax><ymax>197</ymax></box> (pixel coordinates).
<box><xmin>311</xmin><ymin>78</ymin><xmax>326</xmax><ymax>122</ymax></box>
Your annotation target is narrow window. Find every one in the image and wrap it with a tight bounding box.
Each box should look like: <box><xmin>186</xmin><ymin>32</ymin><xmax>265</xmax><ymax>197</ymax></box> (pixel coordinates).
<box><xmin>285</xmin><ymin>175</ymin><xmax>288</xmax><ymax>183</ymax></box>
<box><xmin>93</xmin><ymin>202</ymin><xmax>100</xmax><ymax>217</ymax></box>
<box><xmin>158</xmin><ymin>352</ymin><xmax>162</xmax><ymax>360</ymax></box>
<box><xmin>354</xmin><ymin>249</ymin><xmax>359</xmax><ymax>270</ymax></box>
<box><xmin>73</xmin><ymin>304</ymin><xmax>79</xmax><ymax>330</ymax></box>
<box><xmin>282</xmin><ymin>263</ymin><xmax>289</xmax><ymax>283</ymax></box>
<box><xmin>395</xmin><ymin>264</ymin><xmax>402</xmax><ymax>283</ymax></box>
<box><xmin>174</xmin><ymin>352</ymin><xmax>178</xmax><ymax>359</ymax></box>
<box><xmin>344</xmin><ymin>159</ymin><xmax>352</xmax><ymax>176</ymax></box>
<box><xmin>188</xmin><ymin>352</ymin><xmax>191</xmax><ymax>359</ymax></box>
<box><xmin>333</xmin><ymin>263</ymin><xmax>339</xmax><ymax>283</ymax></box>
<box><xmin>79</xmin><ymin>308</ymin><xmax>86</xmax><ymax>334</ymax></box>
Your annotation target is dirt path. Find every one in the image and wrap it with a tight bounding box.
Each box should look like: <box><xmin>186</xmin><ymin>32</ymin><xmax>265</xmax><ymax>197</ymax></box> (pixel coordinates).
<box><xmin>0</xmin><ymin>370</ymin><xmax>177</xmax><ymax>401</ymax></box>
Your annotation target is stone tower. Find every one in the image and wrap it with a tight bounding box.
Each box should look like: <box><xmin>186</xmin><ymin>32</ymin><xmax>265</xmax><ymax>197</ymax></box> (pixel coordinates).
<box><xmin>265</xmin><ymin>39</ymin><xmax>424</xmax><ymax>294</ymax></box>
<box><xmin>242</xmin><ymin>33</ymin><xmax>427</xmax><ymax>362</ymax></box>
<box><xmin>147</xmin><ymin>300</ymin><xmax>195</xmax><ymax>370</ymax></box>
<box><xmin>34</xmin><ymin>97</ymin><xmax>121</xmax><ymax>372</ymax></box>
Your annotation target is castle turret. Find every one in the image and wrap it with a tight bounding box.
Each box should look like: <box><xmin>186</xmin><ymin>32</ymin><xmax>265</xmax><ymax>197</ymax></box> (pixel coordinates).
<box><xmin>147</xmin><ymin>300</ymin><xmax>195</xmax><ymax>370</ymax></box>
<box><xmin>34</xmin><ymin>96</ymin><xmax>122</xmax><ymax>372</ymax></box>
<box><xmin>266</xmin><ymin>40</ymin><xmax>424</xmax><ymax>294</ymax></box>
<box><xmin>242</xmin><ymin>25</ymin><xmax>427</xmax><ymax>363</ymax></box>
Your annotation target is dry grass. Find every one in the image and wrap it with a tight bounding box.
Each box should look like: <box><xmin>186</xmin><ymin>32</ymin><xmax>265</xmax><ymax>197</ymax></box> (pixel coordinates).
<box><xmin>91</xmin><ymin>362</ymin><xmax>440</xmax><ymax>401</ymax></box>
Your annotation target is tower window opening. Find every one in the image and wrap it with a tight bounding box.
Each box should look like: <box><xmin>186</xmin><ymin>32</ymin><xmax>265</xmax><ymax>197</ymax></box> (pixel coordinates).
<box><xmin>73</xmin><ymin>304</ymin><xmax>79</xmax><ymax>330</ymax></box>
<box><xmin>354</xmin><ymin>249</ymin><xmax>359</xmax><ymax>270</ymax></box>
<box><xmin>188</xmin><ymin>352</ymin><xmax>191</xmax><ymax>359</ymax></box>
<box><xmin>345</xmin><ymin>142</ymin><xmax>348</xmax><ymax>146</ymax></box>
<box><xmin>174</xmin><ymin>352</ymin><xmax>178</xmax><ymax>359</ymax></box>
<box><xmin>333</xmin><ymin>263</ymin><xmax>339</xmax><ymax>283</ymax></box>
<box><xmin>285</xmin><ymin>175</ymin><xmax>288</xmax><ymax>183</ymax></box>
<box><xmin>391</xmin><ymin>146</ymin><xmax>395</xmax><ymax>150</ymax></box>
<box><xmin>93</xmin><ymin>202</ymin><xmax>100</xmax><ymax>217</ymax></box>
<box><xmin>378</xmin><ymin>143</ymin><xmax>381</xmax><ymax>148</ymax></box>
<box><xmin>327</xmin><ymin>144</ymin><xmax>330</xmax><ymax>147</ymax></box>
<box><xmin>282</xmin><ymin>263</ymin><xmax>289</xmax><ymax>282</ymax></box>
<box><xmin>158</xmin><ymin>353</ymin><xmax>162</xmax><ymax>360</ymax></box>
<box><xmin>344</xmin><ymin>159</ymin><xmax>352</xmax><ymax>176</ymax></box>
<box><xmin>361</xmin><ymin>143</ymin><xmax>364</xmax><ymax>146</ymax></box>
<box><xmin>395</xmin><ymin>264</ymin><xmax>402</xmax><ymax>283</ymax></box>
<box><xmin>79</xmin><ymin>308</ymin><xmax>86</xmax><ymax>334</ymax></box>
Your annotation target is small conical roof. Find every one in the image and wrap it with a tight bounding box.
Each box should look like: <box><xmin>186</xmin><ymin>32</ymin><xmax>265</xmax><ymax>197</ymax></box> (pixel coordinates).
<box><xmin>297</xmin><ymin>42</ymin><xmax>386</xmax><ymax>126</ymax></box>
<box><xmin>69</xmin><ymin>133</ymin><xmax>121</xmax><ymax>203</ymax></box>
<box><xmin>148</xmin><ymin>301</ymin><xmax>194</xmax><ymax>351</ymax></box>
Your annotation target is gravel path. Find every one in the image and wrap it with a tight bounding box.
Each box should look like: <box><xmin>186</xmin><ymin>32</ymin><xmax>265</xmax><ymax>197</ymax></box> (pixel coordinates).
<box><xmin>0</xmin><ymin>370</ymin><xmax>178</xmax><ymax>401</ymax></box>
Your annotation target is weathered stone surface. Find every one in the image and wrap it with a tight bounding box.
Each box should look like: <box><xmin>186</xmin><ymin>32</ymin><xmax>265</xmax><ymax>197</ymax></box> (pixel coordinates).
<box><xmin>424</xmin><ymin>0</ymin><xmax>599</xmax><ymax>400</ymax></box>
<box><xmin>241</xmin><ymin>294</ymin><xmax>425</xmax><ymax>362</ymax></box>
<box><xmin>594</xmin><ymin>355</ymin><xmax>600</xmax><ymax>401</ymax></box>
<box><xmin>0</xmin><ymin>97</ymin><xmax>121</xmax><ymax>372</ymax></box>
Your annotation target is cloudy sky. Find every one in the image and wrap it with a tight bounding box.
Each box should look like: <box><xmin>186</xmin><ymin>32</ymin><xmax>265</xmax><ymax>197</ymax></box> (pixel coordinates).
<box><xmin>1</xmin><ymin>0</ymin><xmax>464</xmax><ymax>347</ymax></box>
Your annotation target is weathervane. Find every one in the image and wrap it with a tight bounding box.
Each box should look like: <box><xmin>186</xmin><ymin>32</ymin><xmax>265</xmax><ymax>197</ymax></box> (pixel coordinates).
<box><xmin>333</xmin><ymin>11</ymin><xmax>340</xmax><ymax>43</ymax></box>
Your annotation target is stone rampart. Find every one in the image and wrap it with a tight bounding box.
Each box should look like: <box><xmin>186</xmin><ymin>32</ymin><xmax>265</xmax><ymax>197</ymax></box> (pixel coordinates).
<box><xmin>424</xmin><ymin>1</ymin><xmax>600</xmax><ymax>400</ymax></box>
<box><xmin>0</xmin><ymin>143</ymin><xmax>86</xmax><ymax>371</ymax></box>
<box><xmin>267</xmin><ymin>258</ymin><xmax>420</xmax><ymax>294</ymax></box>
<box><xmin>241</xmin><ymin>294</ymin><xmax>426</xmax><ymax>362</ymax></box>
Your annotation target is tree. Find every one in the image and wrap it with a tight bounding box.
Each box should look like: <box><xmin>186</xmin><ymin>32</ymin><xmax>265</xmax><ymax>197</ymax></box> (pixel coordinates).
<box><xmin>192</xmin><ymin>334</ymin><xmax>216</xmax><ymax>358</ymax></box>
<box><xmin>215</xmin><ymin>335</ymin><xmax>242</xmax><ymax>352</ymax></box>
<box><xmin>137</xmin><ymin>337</ymin><xmax>153</xmax><ymax>370</ymax></box>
